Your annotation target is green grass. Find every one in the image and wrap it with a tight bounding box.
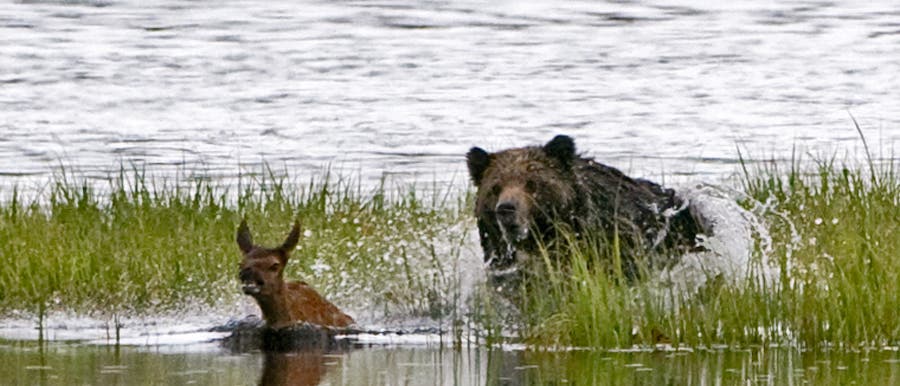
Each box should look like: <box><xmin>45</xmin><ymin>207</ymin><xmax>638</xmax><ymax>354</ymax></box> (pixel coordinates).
<box><xmin>0</xmin><ymin>145</ymin><xmax>897</xmax><ymax>350</ymax></box>
<box><xmin>737</xmin><ymin>151</ymin><xmax>899</xmax><ymax>347</ymax></box>
<box><xmin>516</xmin><ymin>147</ymin><xmax>899</xmax><ymax>349</ymax></box>
<box><xmin>0</xmin><ymin>166</ymin><xmax>475</xmax><ymax>327</ymax></box>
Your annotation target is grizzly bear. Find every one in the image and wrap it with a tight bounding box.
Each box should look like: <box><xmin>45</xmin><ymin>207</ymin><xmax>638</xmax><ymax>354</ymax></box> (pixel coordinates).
<box><xmin>467</xmin><ymin>135</ymin><xmax>704</xmax><ymax>289</ymax></box>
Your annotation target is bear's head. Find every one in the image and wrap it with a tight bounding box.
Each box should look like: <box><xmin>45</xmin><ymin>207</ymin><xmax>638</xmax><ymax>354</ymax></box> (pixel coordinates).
<box><xmin>466</xmin><ymin>135</ymin><xmax>580</xmax><ymax>270</ymax></box>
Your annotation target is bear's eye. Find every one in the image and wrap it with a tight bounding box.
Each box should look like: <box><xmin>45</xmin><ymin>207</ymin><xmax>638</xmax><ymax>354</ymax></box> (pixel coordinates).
<box><xmin>269</xmin><ymin>263</ymin><xmax>280</xmax><ymax>272</ymax></box>
<box><xmin>490</xmin><ymin>185</ymin><xmax>502</xmax><ymax>196</ymax></box>
<box><xmin>525</xmin><ymin>180</ymin><xmax>538</xmax><ymax>192</ymax></box>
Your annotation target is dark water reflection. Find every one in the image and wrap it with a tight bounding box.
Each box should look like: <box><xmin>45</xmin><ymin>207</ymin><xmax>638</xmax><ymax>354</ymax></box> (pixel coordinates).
<box><xmin>2</xmin><ymin>340</ymin><xmax>898</xmax><ymax>385</ymax></box>
<box><xmin>260</xmin><ymin>350</ymin><xmax>331</xmax><ymax>386</ymax></box>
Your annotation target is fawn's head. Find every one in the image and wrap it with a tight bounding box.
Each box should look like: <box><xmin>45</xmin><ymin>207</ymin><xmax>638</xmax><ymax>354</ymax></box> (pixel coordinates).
<box><xmin>236</xmin><ymin>220</ymin><xmax>302</xmax><ymax>298</ymax></box>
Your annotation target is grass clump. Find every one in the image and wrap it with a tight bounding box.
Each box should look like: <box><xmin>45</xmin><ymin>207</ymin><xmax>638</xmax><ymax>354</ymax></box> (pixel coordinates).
<box><xmin>738</xmin><ymin>149</ymin><xmax>899</xmax><ymax>347</ymax></box>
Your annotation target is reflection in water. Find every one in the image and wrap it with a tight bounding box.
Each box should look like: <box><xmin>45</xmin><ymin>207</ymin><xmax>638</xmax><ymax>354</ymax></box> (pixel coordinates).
<box><xmin>506</xmin><ymin>348</ymin><xmax>900</xmax><ymax>385</ymax></box>
<box><xmin>0</xmin><ymin>340</ymin><xmax>898</xmax><ymax>385</ymax></box>
<box><xmin>259</xmin><ymin>349</ymin><xmax>330</xmax><ymax>386</ymax></box>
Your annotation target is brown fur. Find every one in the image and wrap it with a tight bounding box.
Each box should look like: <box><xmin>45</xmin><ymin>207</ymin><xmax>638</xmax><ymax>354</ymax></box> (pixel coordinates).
<box><xmin>467</xmin><ymin>135</ymin><xmax>704</xmax><ymax>286</ymax></box>
<box><xmin>237</xmin><ymin>220</ymin><xmax>354</xmax><ymax>329</ymax></box>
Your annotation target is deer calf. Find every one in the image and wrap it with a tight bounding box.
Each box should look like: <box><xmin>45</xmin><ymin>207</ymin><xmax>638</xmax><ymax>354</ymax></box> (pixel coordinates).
<box><xmin>237</xmin><ymin>220</ymin><xmax>355</xmax><ymax>329</ymax></box>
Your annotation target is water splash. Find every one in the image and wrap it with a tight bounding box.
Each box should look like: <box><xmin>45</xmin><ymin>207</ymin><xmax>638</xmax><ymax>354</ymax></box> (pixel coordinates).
<box><xmin>649</xmin><ymin>183</ymin><xmax>783</xmax><ymax>306</ymax></box>
<box><xmin>341</xmin><ymin>217</ymin><xmax>486</xmax><ymax>330</ymax></box>
<box><xmin>0</xmin><ymin>310</ymin><xmax>233</xmax><ymax>349</ymax></box>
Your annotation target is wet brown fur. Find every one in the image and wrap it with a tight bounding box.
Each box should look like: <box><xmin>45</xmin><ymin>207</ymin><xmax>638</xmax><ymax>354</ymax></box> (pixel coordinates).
<box><xmin>467</xmin><ymin>135</ymin><xmax>704</xmax><ymax>284</ymax></box>
<box><xmin>237</xmin><ymin>220</ymin><xmax>355</xmax><ymax>329</ymax></box>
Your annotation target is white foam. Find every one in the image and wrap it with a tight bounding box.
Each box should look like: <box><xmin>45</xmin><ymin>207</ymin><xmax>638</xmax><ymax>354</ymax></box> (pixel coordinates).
<box><xmin>650</xmin><ymin>183</ymin><xmax>781</xmax><ymax>306</ymax></box>
<box><xmin>85</xmin><ymin>331</ymin><xmax>230</xmax><ymax>347</ymax></box>
<box><xmin>341</xmin><ymin>333</ymin><xmax>446</xmax><ymax>346</ymax></box>
<box><xmin>0</xmin><ymin>310</ymin><xmax>235</xmax><ymax>346</ymax></box>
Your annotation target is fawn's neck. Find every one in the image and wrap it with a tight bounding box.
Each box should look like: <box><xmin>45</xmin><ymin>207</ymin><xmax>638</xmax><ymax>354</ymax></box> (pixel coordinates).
<box><xmin>254</xmin><ymin>285</ymin><xmax>294</xmax><ymax>328</ymax></box>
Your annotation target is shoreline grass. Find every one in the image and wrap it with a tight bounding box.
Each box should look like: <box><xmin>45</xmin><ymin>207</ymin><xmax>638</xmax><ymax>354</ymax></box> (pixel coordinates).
<box><xmin>0</xmin><ymin>166</ymin><xmax>477</xmax><ymax>330</ymax></box>
<box><xmin>0</xmin><ymin>151</ymin><xmax>897</xmax><ymax>349</ymax></box>
<box><xmin>738</xmin><ymin>151</ymin><xmax>899</xmax><ymax>348</ymax></box>
<box><xmin>515</xmin><ymin>149</ymin><xmax>898</xmax><ymax>349</ymax></box>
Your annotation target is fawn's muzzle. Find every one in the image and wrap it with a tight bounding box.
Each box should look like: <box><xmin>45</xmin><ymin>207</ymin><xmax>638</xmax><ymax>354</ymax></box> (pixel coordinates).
<box><xmin>239</xmin><ymin>267</ymin><xmax>262</xmax><ymax>295</ymax></box>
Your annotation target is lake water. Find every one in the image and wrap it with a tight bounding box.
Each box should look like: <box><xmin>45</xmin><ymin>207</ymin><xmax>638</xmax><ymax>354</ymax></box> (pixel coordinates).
<box><xmin>2</xmin><ymin>339</ymin><xmax>899</xmax><ymax>385</ymax></box>
<box><xmin>2</xmin><ymin>0</ymin><xmax>899</xmax><ymax>384</ymax></box>
<box><xmin>1</xmin><ymin>0</ymin><xmax>898</xmax><ymax>193</ymax></box>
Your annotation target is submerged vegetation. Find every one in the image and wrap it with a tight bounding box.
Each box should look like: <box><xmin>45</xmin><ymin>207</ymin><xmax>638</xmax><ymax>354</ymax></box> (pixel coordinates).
<box><xmin>0</xmin><ymin>145</ymin><xmax>897</xmax><ymax>350</ymax></box>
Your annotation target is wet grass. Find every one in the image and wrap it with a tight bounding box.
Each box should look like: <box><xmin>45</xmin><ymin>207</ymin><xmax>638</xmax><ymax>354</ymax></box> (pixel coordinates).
<box><xmin>0</xmin><ymin>146</ymin><xmax>897</xmax><ymax>350</ymax></box>
<box><xmin>736</xmin><ymin>151</ymin><xmax>899</xmax><ymax>348</ymax></box>
<box><xmin>0</xmin><ymin>166</ymin><xmax>475</xmax><ymax>328</ymax></box>
<box><xmin>517</xmin><ymin>146</ymin><xmax>899</xmax><ymax>349</ymax></box>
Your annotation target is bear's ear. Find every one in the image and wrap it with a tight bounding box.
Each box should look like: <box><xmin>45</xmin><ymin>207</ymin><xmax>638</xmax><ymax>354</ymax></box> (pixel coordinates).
<box><xmin>467</xmin><ymin>147</ymin><xmax>491</xmax><ymax>186</ymax></box>
<box><xmin>543</xmin><ymin>135</ymin><xmax>576</xmax><ymax>167</ymax></box>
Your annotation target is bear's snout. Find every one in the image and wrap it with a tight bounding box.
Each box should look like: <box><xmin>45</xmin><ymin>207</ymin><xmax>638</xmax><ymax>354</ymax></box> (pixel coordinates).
<box><xmin>495</xmin><ymin>200</ymin><xmax>522</xmax><ymax>227</ymax></box>
<box><xmin>496</xmin><ymin>201</ymin><xmax>517</xmax><ymax>217</ymax></box>
<box><xmin>495</xmin><ymin>195</ymin><xmax>530</xmax><ymax>243</ymax></box>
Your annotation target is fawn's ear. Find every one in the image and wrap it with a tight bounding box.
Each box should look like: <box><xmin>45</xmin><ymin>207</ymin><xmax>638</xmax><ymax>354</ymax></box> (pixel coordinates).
<box><xmin>236</xmin><ymin>220</ymin><xmax>253</xmax><ymax>254</ymax></box>
<box><xmin>278</xmin><ymin>220</ymin><xmax>302</xmax><ymax>259</ymax></box>
<box><xmin>466</xmin><ymin>147</ymin><xmax>491</xmax><ymax>186</ymax></box>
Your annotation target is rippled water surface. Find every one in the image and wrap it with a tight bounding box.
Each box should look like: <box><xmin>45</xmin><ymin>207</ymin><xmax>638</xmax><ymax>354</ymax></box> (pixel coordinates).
<box><xmin>2</xmin><ymin>340</ymin><xmax>899</xmax><ymax>386</ymax></box>
<box><xmin>2</xmin><ymin>0</ymin><xmax>899</xmax><ymax>191</ymax></box>
<box><xmin>2</xmin><ymin>1</ymin><xmax>899</xmax><ymax>384</ymax></box>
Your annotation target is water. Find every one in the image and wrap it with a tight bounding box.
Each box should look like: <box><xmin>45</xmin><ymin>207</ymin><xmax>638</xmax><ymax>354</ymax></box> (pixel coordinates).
<box><xmin>2</xmin><ymin>340</ymin><xmax>899</xmax><ymax>385</ymax></box>
<box><xmin>2</xmin><ymin>0</ymin><xmax>899</xmax><ymax>383</ymax></box>
<box><xmin>1</xmin><ymin>0</ymin><xmax>898</xmax><ymax>193</ymax></box>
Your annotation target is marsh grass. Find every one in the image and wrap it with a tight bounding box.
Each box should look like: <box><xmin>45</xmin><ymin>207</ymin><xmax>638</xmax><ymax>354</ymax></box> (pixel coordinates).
<box><xmin>0</xmin><ymin>166</ymin><xmax>475</xmax><ymax>330</ymax></box>
<box><xmin>1</xmin><ymin>142</ymin><xmax>897</xmax><ymax>349</ymax></box>
<box><xmin>737</xmin><ymin>148</ymin><xmax>899</xmax><ymax>348</ymax></box>
<box><xmin>516</xmin><ymin>144</ymin><xmax>898</xmax><ymax>349</ymax></box>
